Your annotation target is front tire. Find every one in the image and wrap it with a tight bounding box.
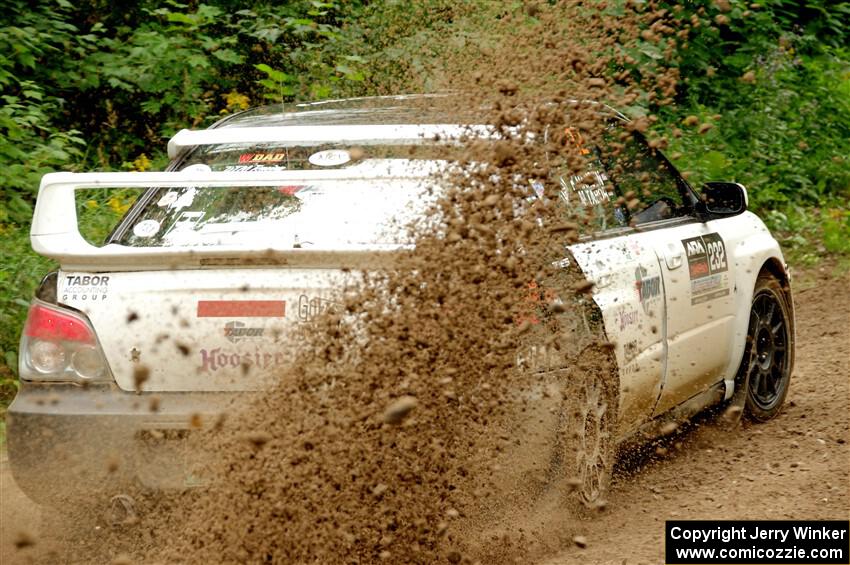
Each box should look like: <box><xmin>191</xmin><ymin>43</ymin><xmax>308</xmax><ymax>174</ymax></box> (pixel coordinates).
<box><xmin>738</xmin><ymin>274</ymin><xmax>793</xmax><ymax>422</ymax></box>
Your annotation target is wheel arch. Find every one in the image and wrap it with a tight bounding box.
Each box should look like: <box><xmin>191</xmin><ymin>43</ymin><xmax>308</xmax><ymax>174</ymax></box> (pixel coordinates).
<box><xmin>724</xmin><ymin>213</ymin><xmax>795</xmax><ymax>395</ymax></box>
<box><xmin>755</xmin><ymin>256</ymin><xmax>796</xmax><ymax>373</ymax></box>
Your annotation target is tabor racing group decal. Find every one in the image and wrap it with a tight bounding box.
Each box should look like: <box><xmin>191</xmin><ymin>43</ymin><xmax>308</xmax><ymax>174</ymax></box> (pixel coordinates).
<box><xmin>682</xmin><ymin>232</ymin><xmax>730</xmax><ymax>305</ymax></box>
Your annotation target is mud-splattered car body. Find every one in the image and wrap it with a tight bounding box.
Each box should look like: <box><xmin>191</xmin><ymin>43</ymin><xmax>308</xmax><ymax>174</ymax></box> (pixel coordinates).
<box><xmin>7</xmin><ymin>96</ymin><xmax>795</xmax><ymax>505</ymax></box>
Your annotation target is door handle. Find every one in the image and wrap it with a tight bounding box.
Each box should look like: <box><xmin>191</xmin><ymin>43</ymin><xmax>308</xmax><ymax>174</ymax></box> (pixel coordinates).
<box><xmin>664</xmin><ymin>242</ymin><xmax>684</xmax><ymax>270</ymax></box>
<box><xmin>665</xmin><ymin>253</ymin><xmax>683</xmax><ymax>270</ymax></box>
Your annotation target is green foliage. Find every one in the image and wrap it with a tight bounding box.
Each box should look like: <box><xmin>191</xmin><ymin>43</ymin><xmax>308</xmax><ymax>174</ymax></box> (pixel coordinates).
<box><xmin>0</xmin><ymin>0</ymin><xmax>368</xmax><ymax>225</ymax></box>
<box><xmin>641</xmin><ymin>1</ymin><xmax>850</xmax><ymax>254</ymax></box>
<box><xmin>76</xmin><ymin>188</ymin><xmax>144</xmax><ymax>246</ymax></box>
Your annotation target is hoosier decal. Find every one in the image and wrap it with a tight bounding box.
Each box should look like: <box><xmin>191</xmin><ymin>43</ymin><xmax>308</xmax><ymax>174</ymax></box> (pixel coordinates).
<box><xmin>199</xmin><ymin>348</ymin><xmax>289</xmax><ymax>372</ymax></box>
<box><xmin>682</xmin><ymin>233</ymin><xmax>730</xmax><ymax>305</ymax></box>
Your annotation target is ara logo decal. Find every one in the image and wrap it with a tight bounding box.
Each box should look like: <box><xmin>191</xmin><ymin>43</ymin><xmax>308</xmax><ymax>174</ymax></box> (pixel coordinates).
<box><xmin>684</xmin><ymin>239</ymin><xmax>706</xmax><ymax>258</ymax></box>
<box><xmin>681</xmin><ymin>233</ymin><xmax>730</xmax><ymax>305</ymax></box>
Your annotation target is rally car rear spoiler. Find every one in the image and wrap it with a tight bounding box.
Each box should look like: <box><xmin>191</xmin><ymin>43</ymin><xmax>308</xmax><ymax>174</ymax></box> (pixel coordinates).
<box><xmin>31</xmin><ymin>169</ymin><xmax>425</xmax><ymax>272</ymax></box>
<box><xmin>166</xmin><ymin>124</ymin><xmax>495</xmax><ymax>160</ymax></box>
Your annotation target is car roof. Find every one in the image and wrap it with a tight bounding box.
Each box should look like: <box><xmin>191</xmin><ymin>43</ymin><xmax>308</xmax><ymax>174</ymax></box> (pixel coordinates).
<box><xmin>211</xmin><ymin>94</ymin><xmax>470</xmax><ymax>129</ymax></box>
<box><xmin>211</xmin><ymin>94</ymin><xmax>629</xmax><ymax>130</ymax></box>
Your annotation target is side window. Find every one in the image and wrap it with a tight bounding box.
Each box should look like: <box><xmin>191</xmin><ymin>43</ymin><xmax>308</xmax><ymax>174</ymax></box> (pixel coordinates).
<box><xmin>602</xmin><ymin>133</ymin><xmax>691</xmax><ymax>225</ymax></box>
<box><xmin>552</xmin><ymin>128</ymin><xmax>630</xmax><ymax>233</ymax></box>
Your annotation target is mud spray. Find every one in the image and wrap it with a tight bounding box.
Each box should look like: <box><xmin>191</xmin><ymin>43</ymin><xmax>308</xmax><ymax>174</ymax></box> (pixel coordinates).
<box><xmin>10</xmin><ymin>2</ymin><xmax>725</xmax><ymax>563</ymax></box>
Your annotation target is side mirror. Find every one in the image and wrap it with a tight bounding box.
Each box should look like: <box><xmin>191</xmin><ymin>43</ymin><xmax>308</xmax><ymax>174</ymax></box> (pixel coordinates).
<box><xmin>699</xmin><ymin>181</ymin><xmax>748</xmax><ymax>218</ymax></box>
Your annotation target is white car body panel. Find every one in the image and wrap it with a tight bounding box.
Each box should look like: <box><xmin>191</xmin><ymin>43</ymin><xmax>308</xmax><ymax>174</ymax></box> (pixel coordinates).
<box><xmin>58</xmin><ymin>268</ymin><xmax>356</xmax><ymax>392</ymax></box>
<box><xmin>569</xmin><ymin>234</ymin><xmax>666</xmax><ymax>436</ymax></box>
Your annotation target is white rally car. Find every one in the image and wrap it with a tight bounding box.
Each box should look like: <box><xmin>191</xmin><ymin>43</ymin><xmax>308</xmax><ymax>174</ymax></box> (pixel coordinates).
<box><xmin>8</xmin><ymin>96</ymin><xmax>794</xmax><ymax>507</ymax></box>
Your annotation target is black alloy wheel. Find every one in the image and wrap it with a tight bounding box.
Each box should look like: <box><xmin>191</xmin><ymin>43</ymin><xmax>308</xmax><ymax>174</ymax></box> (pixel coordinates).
<box><xmin>740</xmin><ymin>275</ymin><xmax>793</xmax><ymax>421</ymax></box>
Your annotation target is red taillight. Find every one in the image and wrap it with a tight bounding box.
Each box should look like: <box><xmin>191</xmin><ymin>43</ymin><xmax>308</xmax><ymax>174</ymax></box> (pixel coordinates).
<box><xmin>24</xmin><ymin>303</ymin><xmax>94</xmax><ymax>344</ymax></box>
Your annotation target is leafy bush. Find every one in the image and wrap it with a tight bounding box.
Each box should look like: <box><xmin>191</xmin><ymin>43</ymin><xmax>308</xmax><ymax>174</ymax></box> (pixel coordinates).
<box><xmin>636</xmin><ymin>1</ymin><xmax>850</xmax><ymax>254</ymax></box>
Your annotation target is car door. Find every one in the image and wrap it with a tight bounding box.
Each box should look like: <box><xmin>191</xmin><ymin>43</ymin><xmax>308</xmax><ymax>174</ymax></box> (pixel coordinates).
<box><xmin>645</xmin><ymin>218</ymin><xmax>749</xmax><ymax>415</ymax></box>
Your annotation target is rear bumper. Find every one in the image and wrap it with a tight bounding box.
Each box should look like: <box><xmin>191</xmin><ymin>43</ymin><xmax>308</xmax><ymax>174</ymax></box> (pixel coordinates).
<box><xmin>6</xmin><ymin>382</ymin><xmax>237</xmax><ymax>506</ymax></box>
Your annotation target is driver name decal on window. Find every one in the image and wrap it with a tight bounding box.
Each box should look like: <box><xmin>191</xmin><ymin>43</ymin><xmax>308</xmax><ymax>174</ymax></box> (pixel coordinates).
<box><xmin>559</xmin><ymin>168</ymin><xmax>611</xmax><ymax>206</ymax></box>
<box><xmin>682</xmin><ymin>232</ymin><xmax>730</xmax><ymax>305</ymax></box>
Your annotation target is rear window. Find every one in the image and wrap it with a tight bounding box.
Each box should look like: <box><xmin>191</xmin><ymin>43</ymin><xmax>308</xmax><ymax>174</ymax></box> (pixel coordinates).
<box><xmin>115</xmin><ymin>180</ymin><xmax>436</xmax><ymax>248</ymax></box>
<box><xmin>183</xmin><ymin>143</ymin><xmax>463</xmax><ymax>172</ymax></box>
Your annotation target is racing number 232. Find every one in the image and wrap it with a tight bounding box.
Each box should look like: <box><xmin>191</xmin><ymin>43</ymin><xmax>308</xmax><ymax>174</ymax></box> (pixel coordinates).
<box><xmin>707</xmin><ymin>240</ymin><xmax>726</xmax><ymax>272</ymax></box>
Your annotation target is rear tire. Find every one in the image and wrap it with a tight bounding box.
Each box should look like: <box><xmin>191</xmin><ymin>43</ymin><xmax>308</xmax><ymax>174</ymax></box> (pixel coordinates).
<box><xmin>553</xmin><ymin>344</ymin><xmax>618</xmax><ymax>510</ymax></box>
<box><xmin>737</xmin><ymin>274</ymin><xmax>793</xmax><ymax>422</ymax></box>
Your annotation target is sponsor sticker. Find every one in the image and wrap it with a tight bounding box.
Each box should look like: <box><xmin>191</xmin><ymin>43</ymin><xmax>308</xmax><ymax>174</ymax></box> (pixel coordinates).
<box><xmin>617</xmin><ymin>306</ymin><xmax>640</xmax><ymax>331</ymax></box>
<box><xmin>682</xmin><ymin>233</ymin><xmax>730</xmax><ymax>305</ymax></box>
<box><xmin>197</xmin><ymin>300</ymin><xmax>286</xmax><ymax>318</ymax></box>
<box><xmin>223</xmin><ymin>321</ymin><xmax>265</xmax><ymax>343</ymax></box>
<box><xmin>308</xmin><ymin>149</ymin><xmax>351</xmax><ymax>167</ymax></box>
<box><xmin>297</xmin><ymin>294</ymin><xmax>338</xmax><ymax>322</ymax></box>
<box><xmin>61</xmin><ymin>274</ymin><xmax>110</xmax><ymax>301</ymax></box>
<box><xmin>634</xmin><ymin>266</ymin><xmax>661</xmax><ymax>313</ymax></box>
<box><xmin>199</xmin><ymin>348</ymin><xmax>289</xmax><ymax>372</ymax></box>
<box><xmin>239</xmin><ymin>152</ymin><xmax>287</xmax><ymax>164</ymax></box>
<box><xmin>223</xmin><ymin>164</ymin><xmax>286</xmax><ymax>172</ymax></box>
<box><xmin>133</xmin><ymin>219</ymin><xmax>160</xmax><ymax>237</ymax></box>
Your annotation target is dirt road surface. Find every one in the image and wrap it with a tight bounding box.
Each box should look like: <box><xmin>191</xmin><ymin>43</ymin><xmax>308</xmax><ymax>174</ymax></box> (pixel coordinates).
<box><xmin>1</xmin><ymin>263</ymin><xmax>848</xmax><ymax>564</ymax></box>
